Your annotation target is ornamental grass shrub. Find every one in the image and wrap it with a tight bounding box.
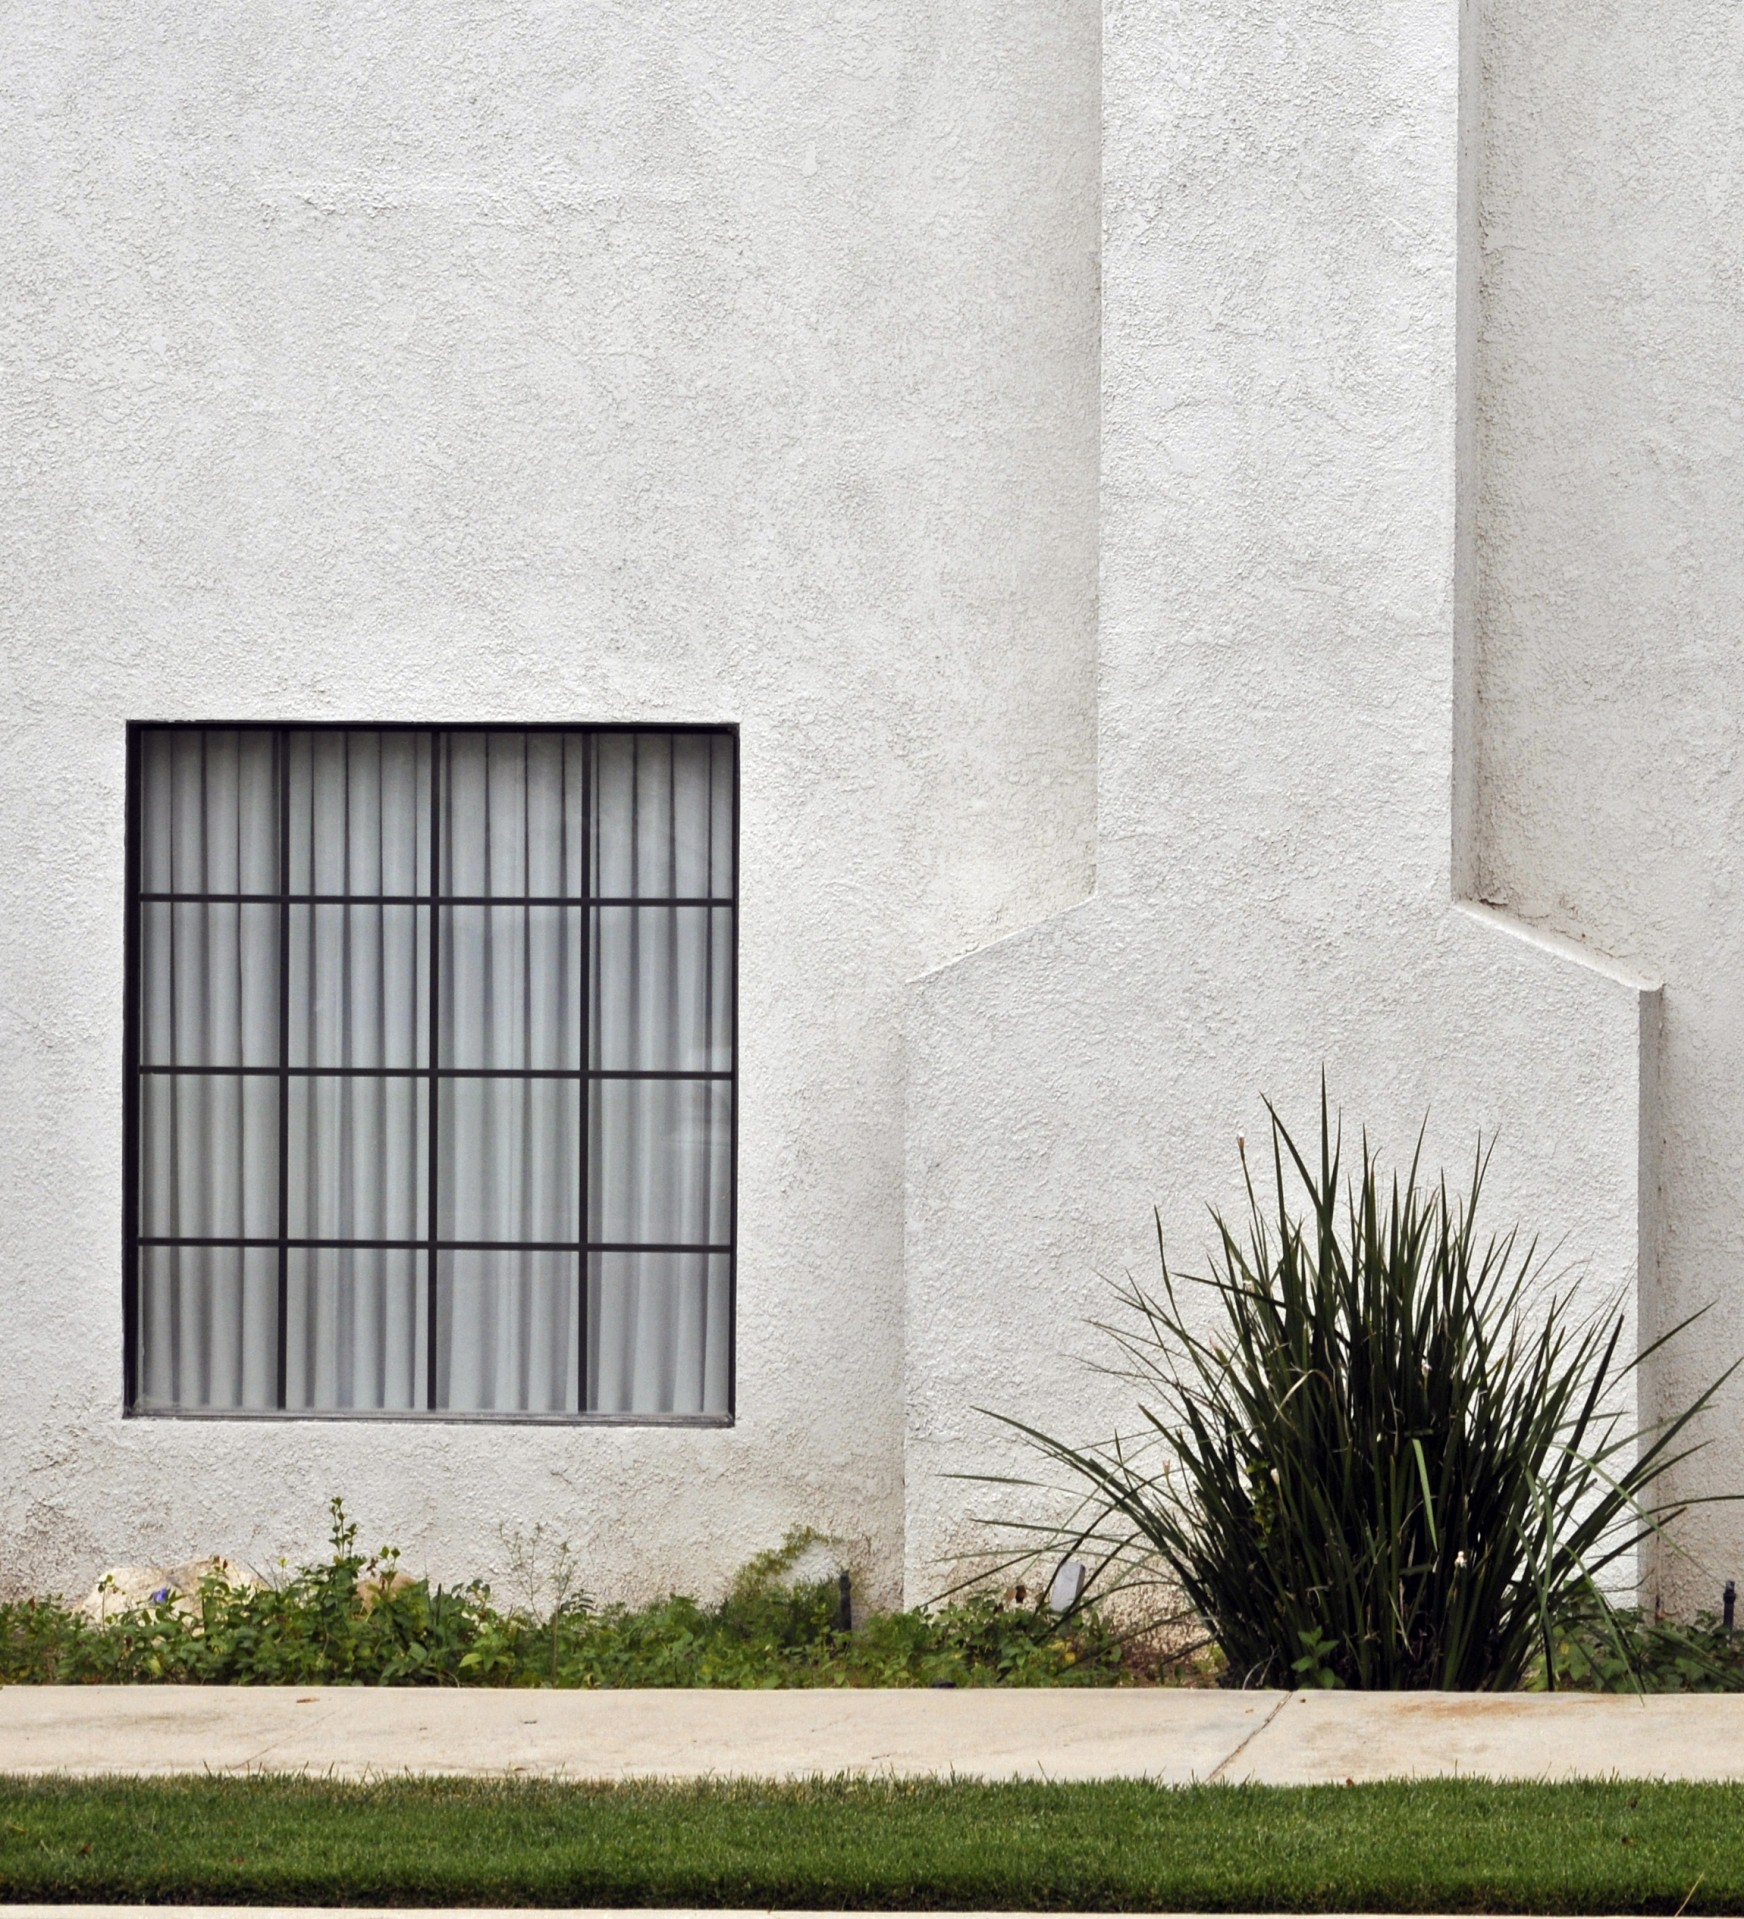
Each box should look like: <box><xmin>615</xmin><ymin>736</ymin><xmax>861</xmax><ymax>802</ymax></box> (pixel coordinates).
<box><xmin>994</xmin><ymin>1090</ymin><xmax>1733</xmax><ymax>1691</ymax></box>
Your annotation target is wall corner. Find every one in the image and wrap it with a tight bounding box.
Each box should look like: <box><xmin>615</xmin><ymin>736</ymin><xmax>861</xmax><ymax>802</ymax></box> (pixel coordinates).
<box><xmin>1451</xmin><ymin>0</ymin><xmax>1483</xmax><ymax>903</ymax></box>
<box><xmin>1637</xmin><ymin>980</ymin><xmax>1665</xmax><ymax>1608</ymax></box>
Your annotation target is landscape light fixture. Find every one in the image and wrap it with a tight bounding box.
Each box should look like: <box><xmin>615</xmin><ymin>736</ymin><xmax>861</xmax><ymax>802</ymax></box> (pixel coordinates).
<box><xmin>1048</xmin><ymin>1559</ymin><xmax>1087</xmax><ymax>1613</ymax></box>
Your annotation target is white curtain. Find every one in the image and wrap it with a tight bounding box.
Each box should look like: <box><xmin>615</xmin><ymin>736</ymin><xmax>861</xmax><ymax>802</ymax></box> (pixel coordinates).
<box><xmin>135</xmin><ymin>726</ymin><xmax>734</xmax><ymax>1418</ymax></box>
<box><xmin>587</xmin><ymin>733</ymin><xmax>734</xmax><ymax>1414</ymax></box>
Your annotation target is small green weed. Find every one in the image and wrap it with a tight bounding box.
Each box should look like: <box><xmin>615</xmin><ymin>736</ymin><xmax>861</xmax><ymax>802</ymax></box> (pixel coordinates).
<box><xmin>0</xmin><ymin>1504</ymin><xmax>1133</xmax><ymax>1689</ymax></box>
<box><xmin>1548</xmin><ymin>1608</ymin><xmax>1744</xmax><ymax>1693</ymax></box>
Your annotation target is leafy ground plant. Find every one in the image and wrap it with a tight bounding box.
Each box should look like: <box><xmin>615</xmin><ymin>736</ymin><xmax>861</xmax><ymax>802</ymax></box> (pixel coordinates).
<box><xmin>0</xmin><ymin>1505</ymin><xmax>1126</xmax><ymax>1688</ymax></box>
<box><xmin>1552</xmin><ymin>1606</ymin><xmax>1744</xmax><ymax>1692</ymax></box>
<box><xmin>990</xmin><ymin>1089</ymin><xmax>1732</xmax><ymax>1690</ymax></box>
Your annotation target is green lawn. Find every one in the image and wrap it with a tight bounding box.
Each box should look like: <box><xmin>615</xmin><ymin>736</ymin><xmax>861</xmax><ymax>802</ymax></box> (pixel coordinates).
<box><xmin>1</xmin><ymin>1775</ymin><xmax>1741</xmax><ymax>1910</ymax></box>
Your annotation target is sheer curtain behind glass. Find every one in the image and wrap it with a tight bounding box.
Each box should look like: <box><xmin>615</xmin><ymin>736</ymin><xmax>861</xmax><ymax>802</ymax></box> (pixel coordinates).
<box><xmin>587</xmin><ymin>733</ymin><xmax>733</xmax><ymax>1414</ymax></box>
<box><xmin>133</xmin><ymin>725</ymin><xmax>735</xmax><ymax>1419</ymax></box>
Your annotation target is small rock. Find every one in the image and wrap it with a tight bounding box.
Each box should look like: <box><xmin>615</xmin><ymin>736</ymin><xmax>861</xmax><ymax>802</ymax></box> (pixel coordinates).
<box><xmin>74</xmin><ymin>1557</ymin><xmax>258</xmax><ymax>1623</ymax></box>
<box><xmin>355</xmin><ymin>1568</ymin><xmax>416</xmax><ymax>1612</ymax></box>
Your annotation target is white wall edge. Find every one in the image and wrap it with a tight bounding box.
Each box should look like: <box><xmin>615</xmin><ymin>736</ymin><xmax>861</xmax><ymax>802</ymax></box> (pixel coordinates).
<box><xmin>1456</xmin><ymin>899</ymin><xmax>1663</xmax><ymax>996</ymax></box>
<box><xmin>903</xmin><ymin>889</ymin><xmax>1102</xmax><ymax>993</ymax></box>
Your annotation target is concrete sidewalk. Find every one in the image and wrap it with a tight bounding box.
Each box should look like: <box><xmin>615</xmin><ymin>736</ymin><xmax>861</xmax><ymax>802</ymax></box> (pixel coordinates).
<box><xmin>7</xmin><ymin>1685</ymin><xmax>1744</xmax><ymax>1782</ymax></box>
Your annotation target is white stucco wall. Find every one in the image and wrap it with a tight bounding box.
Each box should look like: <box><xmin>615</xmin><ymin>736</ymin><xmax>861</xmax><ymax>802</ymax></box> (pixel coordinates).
<box><xmin>0</xmin><ymin>0</ymin><xmax>1099</xmax><ymax>1602</ymax></box>
<box><xmin>1474</xmin><ymin>1</ymin><xmax>1744</xmax><ymax>1611</ymax></box>
<box><xmin>902</xmin><ymin>0</ymin><xmax>1654</xmax><ymax>1598</ymax></box>
<box><xmin>4</xmin><ymin>0</ymin><xmax>1712</xmax><ymax>1622</ymax></box>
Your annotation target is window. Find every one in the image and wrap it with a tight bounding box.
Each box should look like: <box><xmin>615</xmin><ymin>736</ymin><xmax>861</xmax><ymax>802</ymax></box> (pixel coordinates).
<box><xmin>123</xmin><ymin>725</ymin><xmax>736</xmax><ymax>1421</ymax></box>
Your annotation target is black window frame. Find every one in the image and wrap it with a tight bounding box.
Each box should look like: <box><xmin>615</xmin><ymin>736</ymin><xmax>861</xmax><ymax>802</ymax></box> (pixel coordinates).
<box><xmin>121</xmin><ymin>719</ymin><xmax>739</xmax><ymax>1426</ymax></box>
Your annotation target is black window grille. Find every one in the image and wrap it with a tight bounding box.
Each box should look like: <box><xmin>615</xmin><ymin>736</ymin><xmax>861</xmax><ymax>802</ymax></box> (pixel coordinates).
<box><xmin>123</xmin><ymin>723</ymin><xmax>737</xmax><ymax>1422</ymax></box>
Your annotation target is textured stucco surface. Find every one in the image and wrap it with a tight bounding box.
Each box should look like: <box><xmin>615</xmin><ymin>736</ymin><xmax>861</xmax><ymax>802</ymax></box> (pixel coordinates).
<box><xmin>1474</xmin><ymin>2</ymin><xmax>1744</xmax><ymax>1610</ymax></box>
<box><xmin>0</xmin><ymin>0</ymin><xmax>1098</xmax><ymax>1602</ymax></box>
<box><xmin>2</xmin><ymin>0</ymin><xmax>1708</xmax><ymax>1615</ymax></box>
<box><xmin>902</xmin><ymin>0</ymin><xmax>1653</xmax><ymax>1594</ymax></box>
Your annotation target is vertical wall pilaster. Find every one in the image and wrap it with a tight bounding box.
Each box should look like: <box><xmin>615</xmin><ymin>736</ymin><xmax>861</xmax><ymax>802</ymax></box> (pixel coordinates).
<box><xmin>904</xmin><ymin>0</ymin><xmax>1649</xmax><ymax>1604</ymax></box>
<box><xmin>1099</xmin><ymin>0</ymin><xmax>1461</xmax><ymax>912</ymax></box>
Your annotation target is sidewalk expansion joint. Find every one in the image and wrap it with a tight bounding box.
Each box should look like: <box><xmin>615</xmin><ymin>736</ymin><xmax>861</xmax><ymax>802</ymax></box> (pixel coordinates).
<box><xmin>1206</xmin><ymin>1690</ymin><xmax>1294</xmax><ymax>1782</ymax></box>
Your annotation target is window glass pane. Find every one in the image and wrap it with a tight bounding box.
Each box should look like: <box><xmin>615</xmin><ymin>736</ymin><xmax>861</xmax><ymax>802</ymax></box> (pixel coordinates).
<box><xmin>140</xmin><ymin>903</ymin><xmax>280</xmax><ymax>1066</ymax></box>
<box><xmin>443</xmin><ymin>732</ymin><xmax>586</xmax><ymax>898</ymax></box>
<box><xmin>588</xmin><ymin>1078</ymin><xmax>730</xmax><ymax>1246</ymax></box>
<box><xmin>284</xmin><ymin>1249</ymin><xmax>426</xmax><ymax>1411</ymax></box>
<box><xmin>437</xmin><ymin>1076</ymin><xmax>581</xmax><ymax>1243</ymax></box>
<box><xmin>591</xmin><ymin>733</ymin><xmax>734</xmax><ymax>900</ymax></box>
<box><xmin>287</xmin><ymin>730</ymin><xmax>431</xmax><ymax>897</ymax></box>
<box><xmin>588</xmin><ymin>1251</ymin><xmax>729</xmax><ymax>1414</ymax></box>
<box><xmin>590</xmin><ymin>905</ymin><xmax>733</xmax><ymax>1072</ymax></box>
<box><xmin>139</xmin><ymin>728</ymin><xmax>278</xmax><ymax>897</ymax></box>
<box><xmin>286</xmin><ymin>1076</ymin><xmax>427</xmax><ymax>1242</ymax></box>
<box><xmin>135</xmin><ymin>1246</ymin><xmax>279</xmax><ymax>1411</ymax></box>
<box><xmin>435</xmin><ymin>1249</ymin><xmax>579</xmax><ymax>1412</ymax></box>
<box><xmin>139</xmin><ymin>1072</ymin><xmax>279</xmax><ymax>1240</ymax></box>
<box><xmin>675</xmin><ymin>732</ymin><xmax>735</xmax><ymax>899</ymax></box>
<box><xmin>286</xmin><ymin>905</ymin><xmax>428</xmax><ymax>1070</ymax></box>
<box><xmin>132</xmin><ymin>724</ymin><xmax>735</xmax><ymax>1421</ymax></box>
<box><xmin>441</xmin><ymin>907</ymin><xmax>582</xmax><ymax>1070</ymax></box>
